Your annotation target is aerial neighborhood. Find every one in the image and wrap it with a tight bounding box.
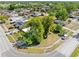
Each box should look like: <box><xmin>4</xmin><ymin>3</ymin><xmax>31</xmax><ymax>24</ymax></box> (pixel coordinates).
<box><xmin>0</xmin><ymin>1</ymin><xmax>79</xmax><ymax>57</ymax></box>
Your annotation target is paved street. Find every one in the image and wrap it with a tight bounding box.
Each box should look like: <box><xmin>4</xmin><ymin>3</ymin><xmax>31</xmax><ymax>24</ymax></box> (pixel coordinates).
<box><xmin>0</xmin><ymin>26</ymin><xmax>12</xmax><ymax>55</ymax></box>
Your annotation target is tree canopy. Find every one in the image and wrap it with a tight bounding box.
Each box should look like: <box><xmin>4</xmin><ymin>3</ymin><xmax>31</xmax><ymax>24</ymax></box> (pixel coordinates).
<box><xmin>19</xmin><ymin>16</ymin><xmax>56</xmax><ymax>46</ymax></box>
<box><xmin>55</xmin><ymin>8</ymin><xmax>68</xmax><ymax>21</ymax></box>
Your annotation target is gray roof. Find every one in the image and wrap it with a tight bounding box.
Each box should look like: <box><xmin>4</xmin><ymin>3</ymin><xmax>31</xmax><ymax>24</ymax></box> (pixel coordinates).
<box><xmin>10</xmin><ymin>16</ymin><xmax>26</xmax><ymax>23</ymax></box>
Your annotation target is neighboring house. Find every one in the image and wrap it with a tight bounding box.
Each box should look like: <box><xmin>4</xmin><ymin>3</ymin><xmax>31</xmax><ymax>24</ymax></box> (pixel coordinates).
<box><xmin>69</xmin><ymin>10</ymin><xmax>79</xmax><ymax>19</ymax></box>
<box><xmin>22</xmin><ymin>27</ymin><xmax>31</xmax><ymax>32</ymax></box>
<box><xmin>9</xmin><ymin>11</ymin><xmax>18</xmax><ymax>17</ymax></box>
<box><xmin>14</xmin><ymin>21</ymin><xmax>23</xmax><ymax>28</ymax></box>
<box><xmin>9</xmin><ymin>16</ymin><xmax>29</xmax><ymax>28</ymax></box>
<box><xmin>18</xmin><ymin>9</ymin><xmax>31</xmax><ymax>15</ymax></box>
<box><xmin>10</xmin><ymin>16</ymin><xmax>26</xmax><ymax>23</ymax></box>
<box><xmin>31</xmin><ymin>12</ymin><xmax>41</xmax><ymax>17</ymax></box>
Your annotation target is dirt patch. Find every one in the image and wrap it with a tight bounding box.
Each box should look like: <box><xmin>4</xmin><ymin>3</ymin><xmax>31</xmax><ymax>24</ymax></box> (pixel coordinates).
<box><xmin>37</xmin><ymin>33</ymin><xmax>59</xmax><ymax>47</ymax></box>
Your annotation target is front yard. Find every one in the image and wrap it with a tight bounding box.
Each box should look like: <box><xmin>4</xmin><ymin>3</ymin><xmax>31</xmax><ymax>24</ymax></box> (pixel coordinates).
<box><xmin>5</xmin><ymin>15</ymin><xmax>74</xmax><ymax>54</ymax></box>
<box><xmin>6</xmin><ymin>28</ymin><xmax>73</xmax><ymax>54</ymax></box>
<box><xmin>7</xmin><ymin>35</ymin><xmax>14</xmax><ymax>42</ymax></box>
<box><xmin>38</xmin><ymin>33</ymin><xmax>59</xmax><ymax>47</ymax></box>
<box><xmin>7</xmin><ymin>31</ymin><xmax>23</xmax><ymax>43</ymax></box>
<box><xmin>17</xmin><ymin>47</ymin><xmax>44</xmax><ymax>54</ymax></box>
<box><xmin>9</xmin><ymin>31</ymin><xmax>59</xmax><ymax>47</ymax></box>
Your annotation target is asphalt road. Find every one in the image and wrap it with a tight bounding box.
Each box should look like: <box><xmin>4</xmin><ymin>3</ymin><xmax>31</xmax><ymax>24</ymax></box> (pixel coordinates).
<box><xmin>0</xmin><ymin>26</ymin><xmax>12</xmax><ymax>55</ymax></box>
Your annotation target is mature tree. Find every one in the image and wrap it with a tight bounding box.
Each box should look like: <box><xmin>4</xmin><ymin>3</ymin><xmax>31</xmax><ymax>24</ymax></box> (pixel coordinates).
<box><xmin>19</xmin><ymin>17</ymin><xmax>44</xmax><ymax>46</ymax></box>
<box><xmin>56</xmin><ymin>8</ymin><xmax>68</xmax><ymax>21</ymax></box>
<box><xmin>30</xmin><ymin>17</ymin><xmax>44</xmax><ymax>43</ymax></box>
<box><xmin>54</xmin><ymin>24</ymin><xmax>62</xmax><ymax>33</ymax></box>
<box><xmin>8</xmin><ymin>4</ymin><xmax>15</xmax><ymax>10</ymax></box>
<box><xmin>19</xmin><ymin>16</ymin><xmax>56</xmax><ymax>46</ymax></box>
<box><xmin>42</xmin><ymin>16</ymin><xmax>55</xmax><ymax>39</ymax></box>
<box><xmin>64</xmin><ymin>2</ymin><xmax>77</xmax><ymax>13</ymax></box>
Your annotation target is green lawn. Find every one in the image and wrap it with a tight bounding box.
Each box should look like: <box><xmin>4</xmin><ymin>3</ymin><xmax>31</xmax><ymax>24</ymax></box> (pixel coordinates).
<box><xmin>7</xmin><ymin>28</ymin><xmax>73</xmax><ymax>54</ymax></box>
<box><xmin>63</xmin><ymin>28</ymin><xmax>73</xmax><ymax>37</ymax></box>
<box><xmin>12</xmin><ymin>31</ymin><xmax>23</xmax><ymax>40</ymax></box>
<box><xmin>27</xmin><ymin>48</ymin><xmax>44</xmax><ymax>54</ymax></box>
<box><xmin>7</xmin><ymin>35</ymin><xmax>14</xmax><ymax>42</ymax></box>
<box><xmin>7</xmin><ymin>31</ymin><xmax>24</xmax><ymax>43</ymax></box>
<box><xmin>45</xmin><ymin>40</ymin><xmax>63</xmax><ymax>53</ymax></box>
<box><xmin>38</xmin><ymin>33</ymin><xmax>59</xmax><ymax>47</ymax></box>
<box><xmin>17</xmin><ymin>47</ymin><xmax>44</xmax><ymax>54</ymax></box>
<box><xmin>65</xmin><ymin>21</ymin><xmax>79</xmax><ymax>31</ymax></box>
<box><xmin>71</xmin><ymin>45</ymin><xmax>79</xmax><ymax>57</ymax></box>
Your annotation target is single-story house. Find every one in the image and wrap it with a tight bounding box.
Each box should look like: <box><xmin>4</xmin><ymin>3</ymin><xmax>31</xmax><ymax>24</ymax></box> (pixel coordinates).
<box><xmin>10</xmin><ymin>16</ymin><xmax>29</xmax><ymax>28</ymax></box>
<box><xmin>31</xmin><ymin>12</ymin><xmax>41</xmax><ymax>17</ymax></box>
<box><xmin>10</xmin><ymin>16</ymin><xmax>26</xmax><ymax>23</ymax></box>
<box><xmin>9</xmin><ymin>11</ymin><xmax>18</xmax><ymax>17</ymax></box>
<box><xmin>13</xmin><ymin>21</ymin><xmax>24</xmax><ymax>28</ymax></box>
<box><xmin>9</xmin><ymin>16</ymin><xmax>27</xmax><ymax>29</ymax></box>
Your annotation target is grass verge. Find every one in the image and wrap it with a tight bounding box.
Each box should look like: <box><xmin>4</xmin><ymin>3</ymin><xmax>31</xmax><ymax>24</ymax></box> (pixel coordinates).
<box><xmin>17</xmin><ymin>47</ymin><xmax>44</xmax><ymax>54</ymax></box>
<box><xmin>7</xmin><ymin>35</ymin><xmax>14</xmax><ymax>42</ymax></box>
<box><xmin>71</xmin><ymin>45</ymin><xmax>79</xmax><ymax>57</ymax></box>
<box><xmin>45</xmin><ymin>40</ymin><xmax>63</xmax><ymax>53</ymax></box>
